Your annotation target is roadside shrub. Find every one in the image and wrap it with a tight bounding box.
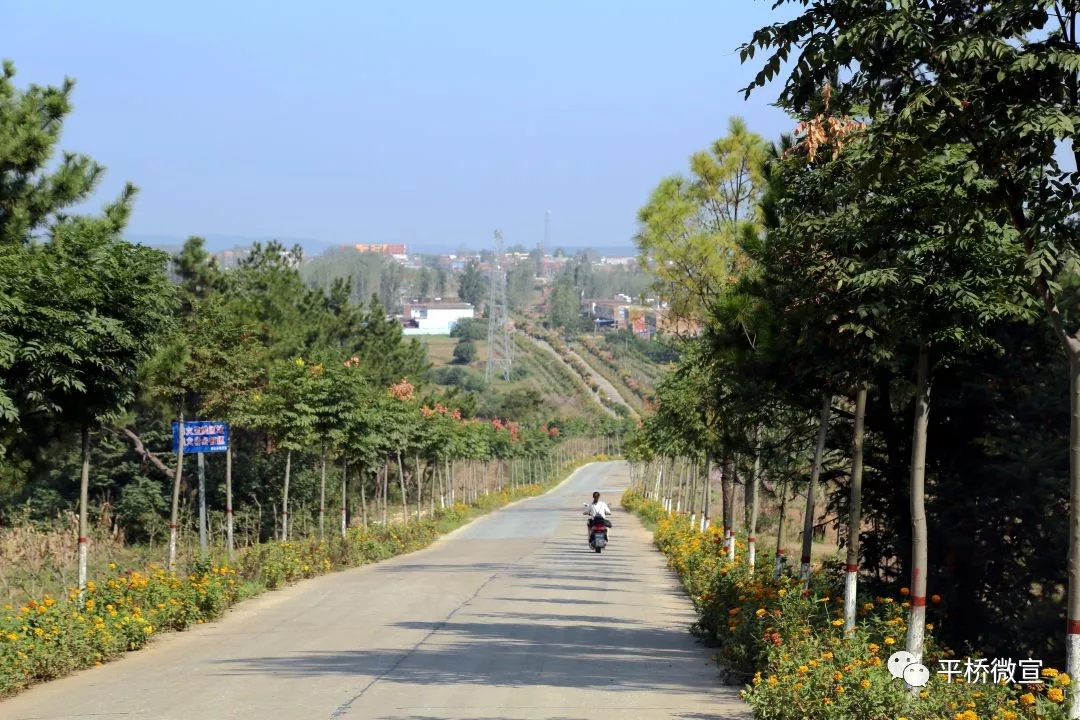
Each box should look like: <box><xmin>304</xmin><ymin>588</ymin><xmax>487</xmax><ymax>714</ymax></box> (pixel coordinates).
<box><xmin>621</xmin><ymin>488</ymin><xmax>1070</xmax><ymax>720</ymax></box>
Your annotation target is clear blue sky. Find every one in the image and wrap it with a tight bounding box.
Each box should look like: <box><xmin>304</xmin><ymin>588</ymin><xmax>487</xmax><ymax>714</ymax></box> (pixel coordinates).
<box><xmin>6</xmin><ymin>1</ymin><xmax>796</xmax><ymax>252</ymax></box>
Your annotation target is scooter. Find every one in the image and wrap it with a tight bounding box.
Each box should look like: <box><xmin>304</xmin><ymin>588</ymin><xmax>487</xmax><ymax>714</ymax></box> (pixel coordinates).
<box><xmin>584</xmin><ymin>504</ymin><xmax>611</xmax><ymax>553</ymax></box>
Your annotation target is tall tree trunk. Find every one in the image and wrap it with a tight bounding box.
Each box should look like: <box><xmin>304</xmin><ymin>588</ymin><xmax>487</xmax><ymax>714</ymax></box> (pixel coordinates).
<box><xmin>360</xmin><ymin>464</ymin><xmax>369</xmax><ymax>529</ymax></box>
<box><xmin>775</xmin><ymin>480</ymin><xmax>788</xmax><ymax>579</ymax></box>
<box><xmin>281</xmin><ymin>449</ymin><xmax>292</xmax><ymax>542</ymax></box>
<box><xmin>78</xmin><ymin>422</ymin><xmax>91</xmax><ymax>600</ymax></box>
<box><xmin>723</xmin><ymin>457</ymin><xmax>736</xmax><ymax>561</ymax></box>
<box><xmin>675</xmin><ymin>459</ymin><xmax>685</xmax><ymax>513</ymax></box>
<box><xmin>701</xmin><ymin>455</ymin><xmax>711</xmax><ymax>530</ymax></box>
<box><xmin>226</xmin><ymin>445</ymin><xmax>234</xmax><ymax>562</ymax></box>
<box><xmin>429</xmin><ymin>461</ymin><xmax>436</xmax><ymax>516</ymax></box>
<box><xmin>748</xmin><ymin>425</ymin><xmax>762</xmax><ymax>574</ymax></box>
<box><xmin>688</xmin><ymin>458</ymin><xmax>698</xmax><ymax>528</ymax></box>
<box><xmin>319</xmin><ymin>453</ymin><xmax>327</xmax><ymax>542</ymax></box>
<box><xmin>381</xmin><ymin>461</ymin><xmax>389</xmax><ymax>525</ymax></box>
<box><xmin>844</xmin><ymin>385</ymin><xmax>868</xmax><ymax>633</ymax></box>
<box><xmin>397</xmin><ymin>454</ymin><xmax>408</xmax><ymax>525</ymax></box>
<box><xmin>415</xmin><ymin>456</ymin><xmax>422</xmax><ymax>521</ymax></box>
<box><xmin>197</xmin><ymin>451</ymin><xmax>208</xmax><ymax>558</ymax></box>
<box><xmin>1067</xmin><ymin>344</ymin><xmax>1080</xmax><ymax>719</ymax></box>
<box><xmin>801</xmin><ymin>394</ymin><xmax>832</xmax><ymax>586</ymax></box>
<box><xmin>906</xmin><ymin>345</ymin><xmax>931</xmax><ymax>666</ymax></box>
<box><xmin>341</xmin><ymin>458</ymin><xmax>349</xmax><ymax>539</ymax></box>
<box><xmin>168</xmin><ymin>414</ymin><xmax>185</xmax><ymax>572</ymax></box>
<box><xmin>446</xmin><ymin>458</ymin><xmax>453</xmax><ymax>506</ymax></box>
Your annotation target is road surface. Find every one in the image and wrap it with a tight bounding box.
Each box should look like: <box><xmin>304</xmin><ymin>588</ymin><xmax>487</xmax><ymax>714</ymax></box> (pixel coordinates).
<box><xmin>3</xmin><ymin>461</ymin><xmax>749</xmax><ymax>720</ymax></box>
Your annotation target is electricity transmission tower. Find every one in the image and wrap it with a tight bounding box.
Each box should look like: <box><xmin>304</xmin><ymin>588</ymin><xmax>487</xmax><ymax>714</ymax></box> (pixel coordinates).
<box><xmin>485</xmin><ymin>230</ymin><xmax>513</xmax><ymax>382</ymax></box>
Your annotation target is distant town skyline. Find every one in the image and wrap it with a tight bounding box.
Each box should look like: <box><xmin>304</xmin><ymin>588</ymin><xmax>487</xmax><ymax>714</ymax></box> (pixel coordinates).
<box><xmin>128</xmin><ymin>233</ymin><xmax>640</xmax><ymax>258</ymax></box>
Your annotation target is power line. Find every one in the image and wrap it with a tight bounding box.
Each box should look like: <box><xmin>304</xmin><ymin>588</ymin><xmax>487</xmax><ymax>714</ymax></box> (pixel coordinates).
<box><xmin>485</xmin><ymin>229</ymin><xmax>513</xmax><ymax>382</ymax></box>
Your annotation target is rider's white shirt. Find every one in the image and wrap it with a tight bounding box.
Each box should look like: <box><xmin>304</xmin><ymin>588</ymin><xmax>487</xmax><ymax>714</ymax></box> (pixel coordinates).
<box><xmin>585</xmin><ymin>501</ymin><xmax>611</xmax><ymax>518</ymax></box>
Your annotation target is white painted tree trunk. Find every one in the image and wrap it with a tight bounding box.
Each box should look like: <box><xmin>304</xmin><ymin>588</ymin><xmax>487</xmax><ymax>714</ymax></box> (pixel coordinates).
<box><xmin>775</xmin><ymin>480</ymin><xmax>788</xmax><ymax>580</ymax></box>
<box><xmin>702</xmin><ymin>455</ymin><xmax>712</xmax><ymax>531</ymax></box>
<box><xmin>197</xmin><ymin>451</ymin><xmax>207</xmax><ymax>558</ymax></box>
<box><xmin>168</xmin><ymin>415</ymin><xmax>185</xmax><ymax>572</ymax></box>
<box><xmin>281</xmin><ymin>449</ymin><xmax>292</xmax><ymax>542</ymax></box>
<box><xmin>675</xmin><ymin>460</ymin><xmax>684</xmax><ymax>513</ymax></box>
<box><xmin>801</xmin><ymin>395</ymin><xmax>832</xmax><ymax>586</ymax></box>
<box><xmin>397</xmin><ymin>454</ymin><xmax>408</xmax><ymax>525</ymax></box>
<box><xmin>906</xmin><ymin>346</ymin><xmax>931</xmax><ymax>670</ymax></box>
<box><xmin>341</xmin><ymin>458</ymin><xmax>348</xmax><ymax>539</ymax></box>
<box><xmin>724</xmin><ymin>458</ymin><xmax>736</xmax><ymax>562</ymax></box>
<box><xmin>844</xmin><ymin>385</ymin><xmax>868</xmax><ymax>634</ymax></box>
<box><xmin>319</xmin><ymin>453</ymin><xmax>327</xmax><ymax>542</ymax></box>
<box><xmin>1066</xmin><ymin>344</ymin><xmax>1080</xmax><ymax>720</ymax></box>
<box><xmin>748</xmin><ymin>425</ymin><xmax>762</xmax><ymax>575</ymax></box>
<box><xmin>225</xmin><ymin>446</ymin><xmax>234</xmax><ymax>562</ymax></box>
<box><xmin>77</xmin><ymin>423</ymin><xmax>91</xmax><ymax>602</ymax></box>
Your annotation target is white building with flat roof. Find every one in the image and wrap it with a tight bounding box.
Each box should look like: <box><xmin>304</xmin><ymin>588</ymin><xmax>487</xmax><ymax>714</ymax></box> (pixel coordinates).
<box><xmin>401</xmin><ymin>302</ymin><xmax>475</xmax><ymax>335</ymax></box>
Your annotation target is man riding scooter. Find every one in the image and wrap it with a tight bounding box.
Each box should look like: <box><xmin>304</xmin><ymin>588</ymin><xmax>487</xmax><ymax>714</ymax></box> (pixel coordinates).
<box><xmin>583</xmin><ymin>491</ymin><xmax>613</xmax><ymax>546</ymax></box>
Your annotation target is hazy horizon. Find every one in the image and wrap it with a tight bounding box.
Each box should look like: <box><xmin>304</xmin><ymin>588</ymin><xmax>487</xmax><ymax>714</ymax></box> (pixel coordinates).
<box><xmin>7</xmin><ymin>1</ymin><xmax>795</xmax><ymax>254</ymax></box>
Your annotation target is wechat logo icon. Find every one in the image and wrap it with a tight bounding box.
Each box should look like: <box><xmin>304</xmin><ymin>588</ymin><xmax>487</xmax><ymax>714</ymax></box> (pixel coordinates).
<box><xmin>888</xmin><ymin>650</ymin><xmax>931</xmax><ymax>687</ymax></box>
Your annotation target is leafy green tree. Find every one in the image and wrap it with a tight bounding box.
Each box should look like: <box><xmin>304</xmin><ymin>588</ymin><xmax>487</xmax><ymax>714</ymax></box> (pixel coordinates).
<box><xmin>457</xmin><ymin>259</ymin><xmax>487</xmax><ymax>308</ymax></box>
<box><xmin>548</xmin><ymin>274</ymin><xmax>583</xmax><ymax>335</ymax></box>
<box><xmin>635</xmin><ymin>116</ymin><xmax>768</xmax><ymax>327</ymax></box>
<box><xmin>237</xmin><ymin>356</ymin><xmax>320</xmax><ymax>541</ymax></box>
<box><xmin>506</xmin><ymin>263</ymin><xmax>535</xmax><ymax>311</ymax></box>
<box><xmin>435</xmin><ymin>266</ymin><xmax>448</xmax><ymax>298</ymax></box>
<box><xmin>416</xmin><ymin>268</ymin><xmax>432</xmax><ymax>301</ymax></box>
<box><xmin>450</xmin><ymin>317</ymin><xmax>487</xmax><ymax>342</ymax></box>
<box><xmin>308</xmin><ymin>355</ymin><xmax>361</xmax><ymax>540</ymax></box>
<box><xmin>16</xmin><ymin>202</ymin><xmax>177</xmax><ymax>590</ymax></box>
<box><xmin>453</xmin><ymin>340</ymin><xmax>477</xmax><ymax>365</ymax></box>
<box><xmin>350</xmin><ymin>295</ymin><xmax>428</xmax><ymax>387</ymax></box>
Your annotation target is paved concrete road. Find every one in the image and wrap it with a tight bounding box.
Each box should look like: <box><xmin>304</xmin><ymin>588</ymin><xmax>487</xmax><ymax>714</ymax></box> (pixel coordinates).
<box><xmin>3</xmin><ymin>461</ymin><xmax>750</xmax><ymax>720</ymax></box>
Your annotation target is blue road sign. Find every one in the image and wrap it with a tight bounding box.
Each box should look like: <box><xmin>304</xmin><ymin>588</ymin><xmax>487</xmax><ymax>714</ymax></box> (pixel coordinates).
<box><xmin>172</xmin><ymin>421</ymin><xmax>229</xmax><ymax>453</ymax></box>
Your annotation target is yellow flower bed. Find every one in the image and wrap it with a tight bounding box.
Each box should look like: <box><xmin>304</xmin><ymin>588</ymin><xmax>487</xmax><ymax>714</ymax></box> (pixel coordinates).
<box><xmin>0</xmin><ymin>564</ymin><xmax>238</xmax><ymax>695</ymax></box>
<box><xmin>622</xmin><ymin>489</ymin><xmax>1070</xmax><ymax>720</ymax></box>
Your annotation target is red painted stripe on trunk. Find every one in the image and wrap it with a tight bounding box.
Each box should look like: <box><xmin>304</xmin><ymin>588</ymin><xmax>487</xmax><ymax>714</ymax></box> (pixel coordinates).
<box><xmin>1068</xmin><ymin>620</ymin><xmax>1080</xmax><ymax>635</ymax></box>
<box><xmin>778</xmin><ymin>549</ymin><xmax>785</xmax><ymax>555</ymax></box>
<box><xmin>846</xmin><ymin>564</ymin><xmax>858</xmax><ymax>573</ymax></box>
<box><xmin>226</xmin><ymin>507</ymin><xmax>233</xmax><ymax>513</ymax></box>
<box><xmin>748</xmin><ymin>537</ymin><xmax>756</xmax><ymax>542</ymax></box>
<box><xmin>169</xmin><ymin>524</ymin><xmax>177</xmax><ymax>530</ymax></box>
<box><xmin>78</xmin><ymin>537</ymin><xmax>88</xmax><ymax>543</ymax></box>
<box><xmin>911</xmin><ymin>595</ymin><xmax>927</xmax><ymax>607</ymax></box>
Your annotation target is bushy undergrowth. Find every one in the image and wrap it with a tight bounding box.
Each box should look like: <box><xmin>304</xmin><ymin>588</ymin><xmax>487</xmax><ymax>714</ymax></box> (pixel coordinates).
<box><xmin>622</xmin><ymin>489</ymin><xmax>1070</xmax><ymax>720</ymax></box>
<box><xmin>0</xmin><ymin>466</ymin><xmax>600</xmax><ymax>698</ymax></box>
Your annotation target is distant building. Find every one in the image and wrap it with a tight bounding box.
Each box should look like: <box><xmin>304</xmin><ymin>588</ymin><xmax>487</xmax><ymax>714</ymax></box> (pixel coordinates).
<box><xmin>580</xmin><ymin>298</ymin><xmax>651</xmax><ymax>334</ymax></box>
<box><xmin>341</xmin><ymin>243</ymin><xmax>408</xmax><ymax>261</ymax></box>
<box><xmin>401</xmin><ymin>301</ymin><xmax>475</xmax><ymax>335</ymax></box>
<box><xmin>646</xmin><ymin>308</ymin><xmax>703</xmax><ymax>338</ymax></box>
<box><xmin>597</xmin><ymin>256</ymin><xmax>638</xmax><ymax>267</ymax></box>
<box><xmin>212</xmin><ymin>245</ymin><xmax>251</xmax><ymax>270</ymax></box>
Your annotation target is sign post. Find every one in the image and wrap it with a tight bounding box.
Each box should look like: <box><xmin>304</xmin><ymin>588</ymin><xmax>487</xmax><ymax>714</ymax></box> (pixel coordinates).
<box><xmin>172</xmin><ymin>421</ymin><xmax>229</xmax><ymax>560</ymax></box>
